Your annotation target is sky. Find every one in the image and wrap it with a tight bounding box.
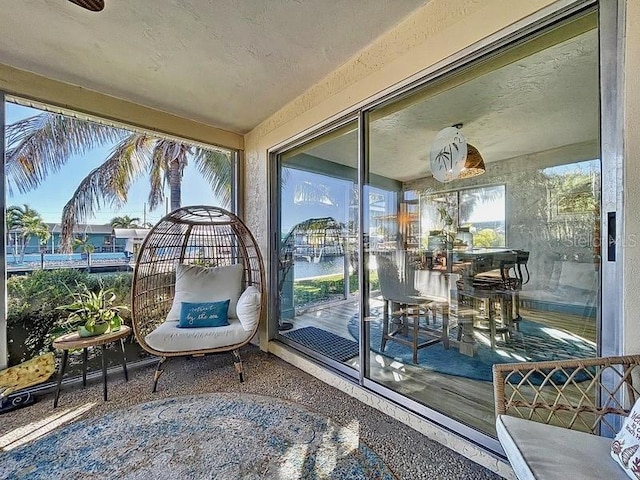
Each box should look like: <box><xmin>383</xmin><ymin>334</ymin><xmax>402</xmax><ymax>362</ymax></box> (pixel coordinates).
<box><xmin>5</xmin><ymin>102</ymin><xmax>225</xmax><ymax>225</ymax></box>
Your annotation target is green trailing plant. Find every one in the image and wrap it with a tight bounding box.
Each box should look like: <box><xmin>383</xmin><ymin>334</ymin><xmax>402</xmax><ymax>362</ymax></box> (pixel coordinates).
<box><xmin>6</xmin><ymin>269</ymin><xmax>93</xmax><ymax>365</ymax></box>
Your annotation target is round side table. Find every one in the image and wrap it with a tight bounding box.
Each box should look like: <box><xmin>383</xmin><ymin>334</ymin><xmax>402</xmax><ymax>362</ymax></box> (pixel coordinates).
<box><xmin>52</xmin><ymin>325</ymin><xmax>131</xmax><ymax>407</ymax></box>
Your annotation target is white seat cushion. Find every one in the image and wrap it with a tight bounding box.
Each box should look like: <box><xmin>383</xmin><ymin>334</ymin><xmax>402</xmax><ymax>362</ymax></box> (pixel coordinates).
<box><xmin>496</xmin><ymin>415</ymin><xmax>626</xmax><ymax>480</ymax></box>
<box><xmin>145</xmin><ymin>317</ymin><xmax>252</xmax><ymax>353</ymax></box>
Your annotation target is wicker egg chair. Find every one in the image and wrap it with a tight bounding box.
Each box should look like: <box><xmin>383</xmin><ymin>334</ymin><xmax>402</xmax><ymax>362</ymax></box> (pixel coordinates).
<box><xmin>131</xmin><ymin>205</ymin><xmax>264</xmax><ymax>392</ymax></box>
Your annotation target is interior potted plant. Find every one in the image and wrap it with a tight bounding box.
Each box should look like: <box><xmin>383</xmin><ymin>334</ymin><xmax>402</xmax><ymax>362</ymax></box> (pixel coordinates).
<box><xmin>57</xmin><ymin>283</ymin><xmax>128</xmax><ymax>337</ymax></box>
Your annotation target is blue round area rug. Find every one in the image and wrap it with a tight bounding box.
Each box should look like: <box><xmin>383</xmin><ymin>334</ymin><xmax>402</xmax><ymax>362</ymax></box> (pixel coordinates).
<box><xmin>0</xmin><ymin>393</ymin><xmax>395</xmax><ymax>479</ymax></box>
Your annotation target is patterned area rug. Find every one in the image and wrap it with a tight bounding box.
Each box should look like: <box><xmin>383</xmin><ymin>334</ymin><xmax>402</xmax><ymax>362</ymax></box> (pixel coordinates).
<box><xmin>282</xmin><ymin>326</ymin><xmax>359</xmax><ymax>362</ymax></box>
<box><xmin>0</xmin><ymin>393</ymin><xmax>395</xmax><ymax>479</ymax></box>
<box><xmin>348</xmin><ymin>312</ymin><xmax>596</xmax><ymax>382</ymax></box>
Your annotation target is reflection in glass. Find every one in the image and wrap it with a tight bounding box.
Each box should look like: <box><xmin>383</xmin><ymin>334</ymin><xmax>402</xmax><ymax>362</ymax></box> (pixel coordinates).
<box><xmin>274</xmin><ymin>14</ymin><xmax>601</xmax><ymax>441</ymax></box>
<box><xmin>364</xmin><ymin>23</ymin><xmax>600</xmax><ymax>437</ymax></box>
<box><xmin>277</xmin><ymin>122</ymin><xmax>360</xmax><ymax>369</ymax></box>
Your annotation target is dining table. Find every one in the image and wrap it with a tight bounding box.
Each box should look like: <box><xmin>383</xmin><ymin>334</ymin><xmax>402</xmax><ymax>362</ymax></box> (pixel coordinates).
<box><xmin>411</xmin><ymin>248</ymin><xmax>529</xmax><ymax>356</ymax></box>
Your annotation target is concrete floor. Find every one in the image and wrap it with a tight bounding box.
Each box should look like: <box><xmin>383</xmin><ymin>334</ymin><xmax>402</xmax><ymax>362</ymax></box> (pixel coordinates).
<box><xmin>0</xmin><ymin>346</ymin><xmax>502</xmax><ymax>480</ymax></box>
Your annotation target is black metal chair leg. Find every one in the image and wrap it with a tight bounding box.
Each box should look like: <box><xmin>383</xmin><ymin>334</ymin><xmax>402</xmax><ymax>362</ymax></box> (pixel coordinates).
<box><xmin>442</xmin><ymin>308</ymin><xmax>450</xmax><ymax>350</ymax></box>
<box><xmin>101</xmin><ymin>344</ymin><xmax>108</xmax><ymax>401</ymax></box>
<box><xmin>82</xmin><ymin>347</ymin><xmax>88</xmax><ymax>387</ymax></box>
<box><xmin>53</xmin><ymin>350</ymin><xmax>69</xmax><ymax>408</ymax></box>
<box><xmin>152</xmin><ymin>357</ymin><xmax>167</xmax><ymax>393</ymax></box>
<box><xmin>119</xmin><ymin>338</ymin><xmax>128</xmax><ymax>381</ymax></box>
<box><xmin>381</xmin><ymin>300</ymin><xmax>390</xmax><ymax>351</ymax></box>
<box><xmin>412</xmin><ymin>310</ymin><xmax>419</xmax><ymax>364</ymax></box>
<box><xmin>232</xmin><ymin>349</ymin><xmax>244</xmax><ymax>382</ymax></box>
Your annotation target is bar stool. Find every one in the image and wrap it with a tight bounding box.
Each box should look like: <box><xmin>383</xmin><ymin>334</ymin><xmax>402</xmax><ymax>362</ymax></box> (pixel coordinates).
<box><xmin>456</xmin><ymin>277</ymin><xmax>512</xmax><ymax>350</ymax></box>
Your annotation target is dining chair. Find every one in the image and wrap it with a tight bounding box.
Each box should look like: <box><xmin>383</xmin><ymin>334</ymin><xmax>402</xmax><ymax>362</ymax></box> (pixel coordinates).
<box><xmin>376</xmin><ymin>254</ymin><xmax>450</xmax><ymax>363</ymax></box>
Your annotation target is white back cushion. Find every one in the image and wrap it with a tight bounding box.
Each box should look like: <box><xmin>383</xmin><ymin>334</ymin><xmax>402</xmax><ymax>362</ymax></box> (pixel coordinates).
<box><xmin>496</xmin><ymin>415</ymin><xmax>627</xmax><ymax>480</ymax></box>
<box><xmin>166</xmin><ymin>263</ymin><xmax>243</xmax><ymax>321</ymax></box>
<box><xmin>236</xmin><ymin>286</ymin><xmax>261</xmax><ymax>332</ymax></box>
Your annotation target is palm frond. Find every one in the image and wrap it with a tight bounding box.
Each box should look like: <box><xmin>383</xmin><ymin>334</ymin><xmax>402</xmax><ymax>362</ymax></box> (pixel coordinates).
<box><xmin>110</xmin><ymin>215</ymin><xmax>141</xmax><ymax>228</ymax></box>
<box><xmin>59</xmin><ymin>168</ymin><xmax>106</xmax><ymax>252</ymax></box>
<box><xmin>102</xmin><ymin>133</ymin><xmax>154</xmax><ymax>202</ymax></box>
<box><xmin>5</xmin><ymin>113</ymin><xmax>125</xmax><ymax>195</ymax></box>
<box><xmin>194</xmin><ymin>148</ymin><xmax>233</xmax><ymax>208</ymax></box>
<box><xmin>58</xmin><ymin>135</ymin><xmax>153</xmax><ymax>251</ymax></box>
<box><xmin>293</xmin><ymin>181</ymin><xmax>339</xmax><ymax>207</ymax></box>
<box><xmin>147</xmin><ymin>152</ymin><xmax>165</xmax><ymax>211</ymax></box>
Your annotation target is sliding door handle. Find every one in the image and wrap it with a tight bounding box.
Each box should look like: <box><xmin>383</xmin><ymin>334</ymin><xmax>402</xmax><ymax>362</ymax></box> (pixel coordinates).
<box><xmin>607</xmin><ymin>211</ymin><xmax>616</xmax><ymax>262</ymax></box>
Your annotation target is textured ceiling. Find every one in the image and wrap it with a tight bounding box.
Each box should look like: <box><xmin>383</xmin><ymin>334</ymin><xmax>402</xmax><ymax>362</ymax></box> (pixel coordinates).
<box><xmin>306</xmin><ymin>29</ymin><xmax>599</xmax><ymax>182</ymax></box>
<box><xmin>0</xmin><ymin>0</ymin><xmax>428</xmax><ymax>133</ymax></box>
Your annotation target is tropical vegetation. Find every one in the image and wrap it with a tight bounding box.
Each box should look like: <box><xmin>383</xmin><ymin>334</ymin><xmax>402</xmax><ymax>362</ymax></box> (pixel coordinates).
<box><xmin>472</xmin><ymin>229</ymin><xmax>505</xmax><ymax>248</ymax></box>
<box><xmin>6</xmin><ymin>204</ymin><xmax>50</xmax><ymax>262</ymax></box>
<box><xmin>293</xmin><ymin>272</ymin><xmax>379</xmax><ymax>308</ymax></box>
<box><xmin>6</xmin><ymin>270</ymin><xmax>132</xmax><ymax>365</ymax></box>
<box><xmin>6</xmin><ymin>111</ymin><xmax>233</xmax><ymax>252</ymax></box>
<box><xmin>110</xmin><ymin>215</ymin><xmax>141</xmax><ymax>228</ymax></box>
<box><xmin>72</xmin><ymin>236</ymin><xmax>96</xmax><ymax>255</ymax></box>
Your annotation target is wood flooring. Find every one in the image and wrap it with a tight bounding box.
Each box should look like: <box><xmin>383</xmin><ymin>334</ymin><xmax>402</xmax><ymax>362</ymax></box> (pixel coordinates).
<box><xmin>278</xmin><ymin>294</ymin><xmax>597</xmax><ymax>437</ymax></box>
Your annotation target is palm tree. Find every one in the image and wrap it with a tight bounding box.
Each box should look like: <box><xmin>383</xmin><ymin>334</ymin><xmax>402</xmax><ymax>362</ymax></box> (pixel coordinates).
<box><xmin>6</xmin><ymin>204</ymin><xmax>50</xmax><ymax>262</ymax></box>
<box><xmin>6</xmin><ymin>112</ymin><xmax>233</xmax><ymax>252</ymax></box>
<box><xmin>110</xmin><ymin>215</ymin><xmax>141</xmax><ymax>229</ymax></box>
<box><xmin>6</xmin><ymin>204</ymin><xmax>26</xmax><ymax>261</ymax></box>
<box><xmin>73</xmin><ymin>236</ymin><xmax>95</xmax><ymax>256</ymax></box>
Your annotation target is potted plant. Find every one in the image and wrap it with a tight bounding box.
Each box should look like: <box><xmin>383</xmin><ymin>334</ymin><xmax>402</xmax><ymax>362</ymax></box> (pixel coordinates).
<box><xmin>57</xmin><ymin>283</ymin><xmax>128</xmax><ymax>337</ymax></box>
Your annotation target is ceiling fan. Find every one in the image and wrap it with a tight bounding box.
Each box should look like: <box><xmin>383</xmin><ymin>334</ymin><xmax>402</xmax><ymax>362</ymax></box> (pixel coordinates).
<box><xmin>67</xmin><ymin>0</ymin><xmax>105</xmax><ymax>12</ymax></box>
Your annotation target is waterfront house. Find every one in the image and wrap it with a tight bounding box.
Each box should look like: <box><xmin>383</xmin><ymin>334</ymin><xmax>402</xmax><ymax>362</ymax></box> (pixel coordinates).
<box><xmin>8</xmin><ymin>223</ymin><xmax>126</xmax><ymax>255</ymax></box>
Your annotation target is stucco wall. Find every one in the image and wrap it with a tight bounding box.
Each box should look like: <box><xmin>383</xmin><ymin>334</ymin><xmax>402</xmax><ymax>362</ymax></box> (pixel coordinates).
<box><xmin>623</xmin><ymin>0</ymin><xmax>640</xmax><ymax>354</ymax></box>
<box><xmin>244</xmin><ymin>0</ymin><xmax>563</xmax><ymax>342</ymax></box>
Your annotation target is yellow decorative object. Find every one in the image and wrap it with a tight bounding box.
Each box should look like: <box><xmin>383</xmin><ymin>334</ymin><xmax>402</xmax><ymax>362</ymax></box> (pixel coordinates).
<box><xmin>0</xmin><ymin>352</ymin><xmax>56</xmax><ymax>397</ymax></box>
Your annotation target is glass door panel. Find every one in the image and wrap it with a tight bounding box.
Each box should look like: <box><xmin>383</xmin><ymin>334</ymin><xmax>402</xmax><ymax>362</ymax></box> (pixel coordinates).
<box><xmin>277</xmin><ymin>121</ymin><xmax>360</xmax><ymax>370</ymax></box>
<box><xmin>364</xmin><ymin>18</ymin><xmax>600</xmax><ymax>436</ymax></box>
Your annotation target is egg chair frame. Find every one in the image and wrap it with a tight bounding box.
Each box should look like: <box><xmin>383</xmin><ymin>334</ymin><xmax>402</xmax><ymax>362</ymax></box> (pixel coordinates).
<box><xmin>131</xmin><ymin>205</ymin><xmax>264</xmax><ymax>392</ymax></box>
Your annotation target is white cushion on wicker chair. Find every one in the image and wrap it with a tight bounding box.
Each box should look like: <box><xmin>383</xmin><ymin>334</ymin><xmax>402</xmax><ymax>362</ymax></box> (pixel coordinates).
<box><xmin>166</xmin><ymin>263</ymin><xmax>244</xmax><ymax>321</ymax></box>
<box><xmin>496</xmin><ymin>415</ymin><xmax>626</xmax><ymax>480</ymax></box>
<box><xmin>145</xmin><ymin>317</ymin><xmax>251</xmax><ymax>353</ymax></box>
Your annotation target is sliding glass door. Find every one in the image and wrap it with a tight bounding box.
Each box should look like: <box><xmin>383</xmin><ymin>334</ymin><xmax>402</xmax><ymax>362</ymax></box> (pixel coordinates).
<box><xmin>276</xmin><ymin>121</ymin><xmax>360</xmax><ymax>371</ymax></box>
<box><xmin>363</xmin><ymin>12</ymin><xmax>600</xmax><ymax>435</ymax></box>
<box><xmin>275</xmin><ymin>9</ymin><xmax>602</xmax><ymax>441</ymax></box>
